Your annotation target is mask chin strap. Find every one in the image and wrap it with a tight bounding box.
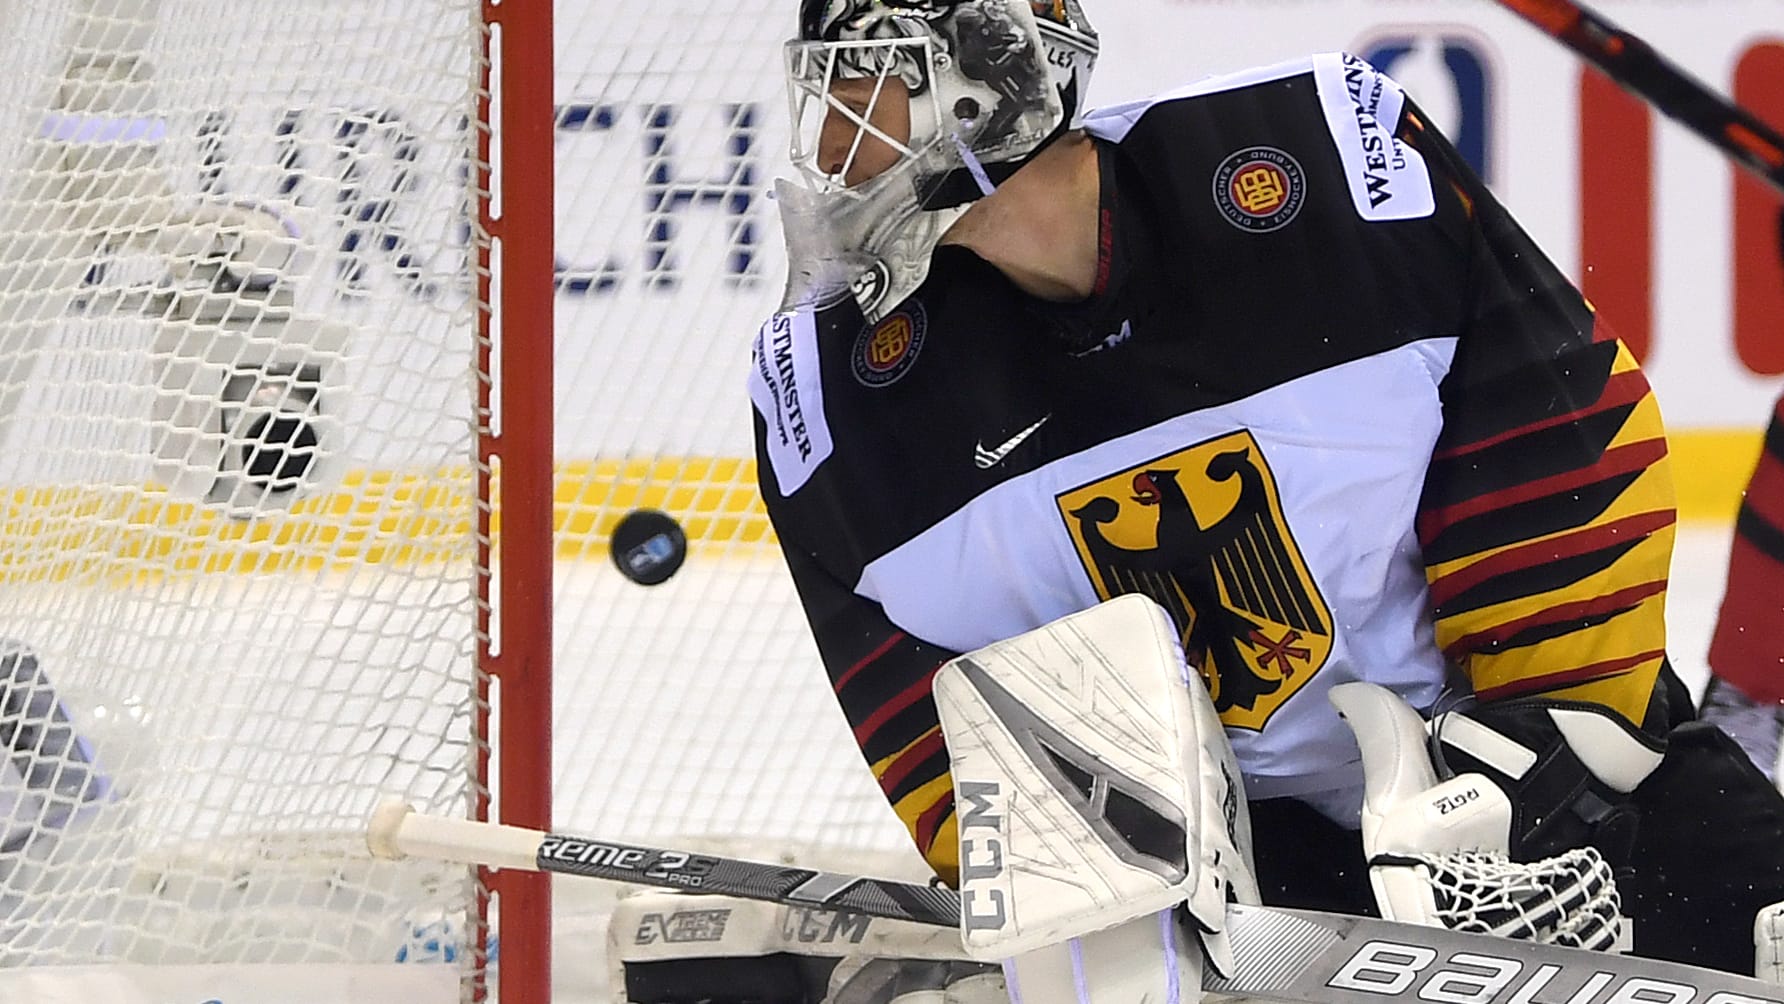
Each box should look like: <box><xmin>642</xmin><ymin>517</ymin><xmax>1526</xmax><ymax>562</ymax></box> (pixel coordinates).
<box><xmin>918</xmin><ymin>75</ymin><xmax>1083</xmax><ymax>212</ymax></box>
<box><xmin>917</xmin><ymin>160</ymin><xmax>1018</xmax><ymax>210</ymax></box>
<box><xmin>951</xmin><ymin>133</ymin><xmax>998</xmax><ymax>197</ymax></box>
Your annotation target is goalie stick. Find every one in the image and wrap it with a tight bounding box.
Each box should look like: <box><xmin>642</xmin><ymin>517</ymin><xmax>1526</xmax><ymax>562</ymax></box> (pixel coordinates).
<box><xmin>1490</xmin><ymin>0</ymin><xmax>1784</xmax><ymax>196</ymax></box>
<box><xmin>368</xmin><ymin>803</ymin><xmax>1784</xmax><ymax>1004</ymax></box>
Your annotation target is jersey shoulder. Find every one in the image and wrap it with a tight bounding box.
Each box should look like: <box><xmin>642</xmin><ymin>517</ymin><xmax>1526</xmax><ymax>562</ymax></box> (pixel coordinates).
<box><xmin>1083</xmin><ymin>51</ymin><xmax>1438</xmax><ymax>225</ymax></box>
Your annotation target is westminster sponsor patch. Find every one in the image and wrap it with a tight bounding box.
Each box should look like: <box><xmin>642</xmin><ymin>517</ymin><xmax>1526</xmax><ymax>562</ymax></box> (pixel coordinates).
<box><xmin>1313</xmin><ymin>51</ymin><xmax>1434</xmax><ymax>221</ymax></box>
<box><xmin>1213</xmin><ymin>147</ymin><xmax>1306</xmax><ymax>232</ymax></box>
<box><xmin>748</xmin><ymin>308</ymin><xmax>832</xmax><ymax>495</ymax></box>
<box><xmin>852</xmin><ymin>304</ymin><xmax>926</xmax><ymax>387</ymax></box>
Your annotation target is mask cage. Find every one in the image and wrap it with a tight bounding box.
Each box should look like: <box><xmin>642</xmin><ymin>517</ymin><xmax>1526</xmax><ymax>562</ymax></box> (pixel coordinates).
<box><xmin>785</xmin><ymin>35</ymin><xmax>949</xmax><ymax>197</ymax></box>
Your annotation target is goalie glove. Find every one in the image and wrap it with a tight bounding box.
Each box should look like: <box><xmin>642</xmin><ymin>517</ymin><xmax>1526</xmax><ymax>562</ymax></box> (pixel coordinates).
<box><xmin>1368</xmin><ymin>848</ymin><xmax>1622</xmax><ymax>950</ymax></box>
<box><xmin>1330</xmin><ymin>682</ymin><xmax>1624</xmax><ymax>953</ymax></box>
<box><xmin>1429</xmin><ymin>694</ymin><xmax>1664</xmax><ymax>868</ymax></box>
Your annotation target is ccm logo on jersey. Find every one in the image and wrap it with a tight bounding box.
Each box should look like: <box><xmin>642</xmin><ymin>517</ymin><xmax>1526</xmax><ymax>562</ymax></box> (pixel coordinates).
<box><xmin>748</xmin><ymin>308</ymin><xmax>833</xmax><ymax>495</ymax></box>
<box><xmin>1327</xmin><ymin>939</ymin><xmax>1784</xmax><ymax>1004</ymax></box>
<box><xmin>957</xmin><ymin>779</ymin><xmax>1011</xmax><ymax>932</ymax></box>
<box><xmin>1312</xmin><ymin>51</ymin><xmax>1434</xmax><ymax>222</ymax></box>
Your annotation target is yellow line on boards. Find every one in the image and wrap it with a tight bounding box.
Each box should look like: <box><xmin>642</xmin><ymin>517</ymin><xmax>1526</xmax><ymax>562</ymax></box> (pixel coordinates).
<box><xmin>1669</xmin><ymin>429</ymin><xmax>1762</xmax><ymax>525</ymax></box>
<box><xmin>0</xmin><ymin>458</ymin><xmax>776</xmax><ymax>581</ymax></box>
<box><xmin>0</xmin><ymin>432</ymin><xmax>1758</xmax><ymax>581</ymax></box>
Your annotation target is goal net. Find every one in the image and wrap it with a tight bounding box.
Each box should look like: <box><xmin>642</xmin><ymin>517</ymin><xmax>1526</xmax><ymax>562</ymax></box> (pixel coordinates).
<box><xmin>549</xmin><ymin>0</ymin><xmax>928</xmax><ymax>995</ymax></box>
<box><xmin>0</xmin><ymin>0</ymin><xmax>921</xmax><ymax>1000</ymax></box>
<box><xmin>0</xmin><ymin>0</ymin><xmax>505</xmax><ymax>1000</ymax></box>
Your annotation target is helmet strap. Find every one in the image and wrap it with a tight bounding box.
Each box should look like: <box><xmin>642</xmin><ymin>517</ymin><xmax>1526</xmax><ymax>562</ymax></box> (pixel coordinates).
<box><xmin>950</xmin><ymin>134</ymin><xmax>999</xmax><ymax>197</ymax></box>
<box><xmin>916</xmin><ymin>108</ymin><xmax>1076</xmax><ymax>212</ymax></box>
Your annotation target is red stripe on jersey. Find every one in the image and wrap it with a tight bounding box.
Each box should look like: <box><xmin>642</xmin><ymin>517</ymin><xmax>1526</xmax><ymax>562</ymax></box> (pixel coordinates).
<box><xmin>1426</xmin><ymin>509</ymin><xmax>1675</xmax><ymax>609</ymax></box>
<box><xmin>1417</xmin><ymin>439</ymin><xmax>1667</xmax><ymax>541</ymax></box>
<box><xmin>853</xmin><ymin>664</ymin><xmax>942</xmax><ymax>746</ymax></box>
<box><xmin>915</xmin><ymin>788</ymin><xmax>955</xmax><ymax>855</ymax></box>
<box><xmin>1474</xmin><ymin>649</ymin><xmax>1666</xmax><ymax>702</ymax></box>
<box><xmin>833</xmin><ymin>630</ymin><xmax>908</xmax><ymax>692</ymax></box>
<box><xmin>1429</xmin><ymin>370</ymin><xmax>1653</xmax><ymax>460</ymax></box>
<box><xmin>1441</xmin><ymin>580</ymin><xmax>1668</xmax><ymax>659</ymax></box>
<box><xmin>877</xmin><ymin>727</ymin><xmax>946</xmax><ymax>798</ymax></box>
<box><xmin>1092</xmin><ymin>206</ymin><xmax>1114</xmax><ymax>296</ymax></box>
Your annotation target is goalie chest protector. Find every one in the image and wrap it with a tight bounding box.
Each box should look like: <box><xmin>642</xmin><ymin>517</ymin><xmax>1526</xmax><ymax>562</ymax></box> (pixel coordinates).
<box><xmin>752</xmin><ymin>52</ymin><xmax>1495</xmax><ymax>806</ymax></box>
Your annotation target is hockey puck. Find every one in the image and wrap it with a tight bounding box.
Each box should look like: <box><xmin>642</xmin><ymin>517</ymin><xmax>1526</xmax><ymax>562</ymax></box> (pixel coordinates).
<box><xmin>610</xmin><ymin>509</ymin><xmax>687</xmax><ymax>586</ymax></box>
<box><xmin>242</xmin><ymin>412</ymin><xmax>320</xmax><ymax>493</ymax></box>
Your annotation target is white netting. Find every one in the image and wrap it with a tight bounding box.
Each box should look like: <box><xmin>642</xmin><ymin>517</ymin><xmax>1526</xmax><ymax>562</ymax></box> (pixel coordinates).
<box><xmin>550</xmin><ymin>0</ymin><xmax>916</xmax><ymax>863</ymax></box>
<box><xmin>0</xmin><ymin>0</ymin><xmax>490</xmax><ymax>992</ymax></box>
<box><xmin>1385</xmin><ymin>847</ymin><xmax>1623</xmax><ymax>950</ymax></box>
<box><xmin>549</xmin><ymin>1</ymin><xmax>926</xmax><ymax>993</ymax></box>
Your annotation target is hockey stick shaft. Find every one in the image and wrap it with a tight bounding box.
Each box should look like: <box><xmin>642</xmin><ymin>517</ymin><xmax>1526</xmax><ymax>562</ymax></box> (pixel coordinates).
<box><xmin>367</xmin><ymin>802</ymin><xmax>961</xmax><ymax>925</ymax></box>
<box><xmin>1491</xmin><ymin>0</ymin><xmax>1784</xmax><ymax>195</ymax></box>
<box><xmin>369</xmin><ymin>804</ymin><xmax>1784</xmax><ymax>1004</ymax></box>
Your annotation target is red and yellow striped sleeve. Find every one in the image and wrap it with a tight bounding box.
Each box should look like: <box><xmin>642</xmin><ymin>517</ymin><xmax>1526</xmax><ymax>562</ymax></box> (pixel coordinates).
<box><xmin>777</xmin><ymin>543</ymin><xmax>963</xmax><ymax>884</ymax></box>
<box><xmin>1405</xmin><ymin>102</ymin><xmax>1678</xmax><ymax>727</ymax></box>
<box><xmin>1419</xmin><ymin>336</ymin><xmax>1675</xmax><ymax>724</ymax></box>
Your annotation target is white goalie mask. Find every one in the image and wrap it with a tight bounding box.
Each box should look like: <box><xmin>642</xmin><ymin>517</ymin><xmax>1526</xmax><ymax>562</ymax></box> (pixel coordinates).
<box><xmin>779</xmin><ymin>0</ymin><xmax>1099</xmax><ymax>321</ymax></box>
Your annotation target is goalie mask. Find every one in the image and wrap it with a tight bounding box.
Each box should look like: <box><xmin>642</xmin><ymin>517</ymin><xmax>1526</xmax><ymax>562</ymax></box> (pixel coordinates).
<box><xmin>779</xmin><ymin>0</ymin><xmax>1099</xmax><ymax>320</ymax></box>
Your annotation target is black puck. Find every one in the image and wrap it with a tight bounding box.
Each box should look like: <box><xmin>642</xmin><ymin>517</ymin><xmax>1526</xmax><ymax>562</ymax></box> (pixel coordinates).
<box><xmin>610</xmin><ymin>509</ymin><xmax>687</xmax><ymax>585</ymax></box>
<box><xmin>242</xmin><ymin>412</ymin><xmax>319</xmax><ymax>493</ymax></box>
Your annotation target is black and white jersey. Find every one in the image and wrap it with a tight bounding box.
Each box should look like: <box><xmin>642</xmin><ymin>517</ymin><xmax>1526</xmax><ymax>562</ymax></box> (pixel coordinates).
<box><xmin>749</xmin><ymin>52</ymin><xmax>1676</xmax><ymax>882</ymax></box>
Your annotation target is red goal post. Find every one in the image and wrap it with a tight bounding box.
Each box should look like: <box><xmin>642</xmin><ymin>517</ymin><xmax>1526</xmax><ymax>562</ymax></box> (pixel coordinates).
<box><xmin>484</xmin><ymin>0</ymin><xmax>555</xmax><ymax>1000</ymax></box>
<box><xmin>0</xmin><ymin>0</ymin><xmax>552</xmax><ymax>1000</ymax></box>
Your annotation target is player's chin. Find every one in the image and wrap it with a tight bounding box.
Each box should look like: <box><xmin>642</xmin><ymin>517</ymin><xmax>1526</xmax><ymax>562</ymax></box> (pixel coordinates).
<box><xmin>843</xmin><ymin>153</ymin><xmax>900</xmax><ymax>188</ymax></box>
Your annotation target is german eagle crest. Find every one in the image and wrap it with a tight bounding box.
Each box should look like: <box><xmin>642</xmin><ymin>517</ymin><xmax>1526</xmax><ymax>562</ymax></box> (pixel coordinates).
<box><xmin>1057</xmin><ymin>430</ymin><xmax>1332</xmax><ymax>730</ymax></box>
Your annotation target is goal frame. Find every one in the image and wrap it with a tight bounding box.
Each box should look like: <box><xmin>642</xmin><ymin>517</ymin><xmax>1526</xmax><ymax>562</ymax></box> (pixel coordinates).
<box><xmin>480</xmin><ymin>0</ymin><xmax>555</xmax><ymax>999</ymax></box>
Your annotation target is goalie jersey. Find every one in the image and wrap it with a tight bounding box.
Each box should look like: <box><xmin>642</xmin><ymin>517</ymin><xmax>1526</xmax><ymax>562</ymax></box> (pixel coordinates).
<box><xmin>748</xmin><ymin>53</ymin><xmax>1677</xmax><ymax>883</ymax></box>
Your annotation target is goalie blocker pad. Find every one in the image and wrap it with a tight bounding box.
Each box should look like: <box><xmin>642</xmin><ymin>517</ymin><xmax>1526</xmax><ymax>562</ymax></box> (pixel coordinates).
<box><xmin>933</xmin><ymin>593</ymin><xmax>1258</xmax><ymax>970</ymax></box>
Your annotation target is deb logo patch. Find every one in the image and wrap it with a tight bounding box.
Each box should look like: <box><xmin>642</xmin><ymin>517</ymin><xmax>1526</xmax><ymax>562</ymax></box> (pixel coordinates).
<box><xmin>1213</xmin><ymin>146</ymin><xmax>1306</xmax><ymax>233</ymax></box>
<box><xmin>1312</xmin><ymin>51</ymin><xmax>1434</xmax><ymax>222</ymax></box>
<box><xmin>852</xmin><ymin>303</ymin><xmax>927</xmax><ymax>387</ymax></box>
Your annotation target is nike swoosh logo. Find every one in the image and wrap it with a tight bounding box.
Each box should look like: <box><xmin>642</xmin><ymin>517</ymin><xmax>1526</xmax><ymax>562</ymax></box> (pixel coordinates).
<box><xmin>974</xmin><ymin>415</ymin><xmax>1050</xmax><ymax>469</ymax></box>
